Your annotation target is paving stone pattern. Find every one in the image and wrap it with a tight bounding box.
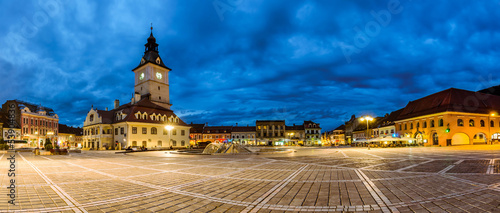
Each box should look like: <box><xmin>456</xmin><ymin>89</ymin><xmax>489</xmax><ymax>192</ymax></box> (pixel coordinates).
<box><xmin>0</xmin><ymin>146</ymin><xmax>499</xmax><ymax>212</ymax></box>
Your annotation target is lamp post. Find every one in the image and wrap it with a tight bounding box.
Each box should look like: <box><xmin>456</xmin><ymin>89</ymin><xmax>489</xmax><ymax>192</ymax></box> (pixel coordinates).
<box><xmin>489</xmin><ymin>112</ymin><xmax>496</xmax><ymax>145</ymax></box>
<box><xmin>165</xmin><ymin>125</ymin><xmax>174</xmax><ymax>148</ymax></box>
<box><xmin>360</xmin><ymin>116</ymin><xmax>374</xmax><ymax>140</ymax></box>
<box><xmin>287</xmin><ymin>132</ymin><xmax>294</xmax><ymax>145</ymax></box>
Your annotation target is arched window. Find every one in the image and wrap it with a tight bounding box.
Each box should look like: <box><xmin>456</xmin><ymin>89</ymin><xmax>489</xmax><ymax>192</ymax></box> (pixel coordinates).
<box><xmin>438</xmin><ymin>119</ymin><xmax>443</xmax><ymax>127</ymax></box>
<box><xmin>431</xmin><ymin>120</ymin><xmax>435</xmax><ymax>127</ymax></box>
<box><xmin>90</xmin><ymin>115</ymin><xmax>94</xmax><ymax>122</ymax></box>
<box><xmin>399</xmin><ymin>125</ymin><xmax>402</xmax><ymax>130</ymax></box>
<box><xmin>491</xmin><ymin>120</ymin><xmax>495</xmax><ymax>127</ymax></box>
<box><xmin>457</xmin><ymin>119</ymin><xmax>464</xmax><ymax>127</ymax></box>
<box><xmin>410</xmin><ymin>123</ymin><xmax>413</xmax><ymax>129</ymax></box>
<box><xmin>416</xmin><ymin>122</ymin><xmax>420</xmax><ymax>128</ymax></box>
<box><xmin>404</xmin><ymin>124</ymin><xmax>407</xmax><ymax>130</ymax></box>
<box><xmin>469</xmin><ymin>119</ymin><xmax>475</xmax><ymax>127</ymax></box>
<box><xmin>480</xmin><ymin>120</ymin><xmax>485</xmax><ymax>127</ymax></box>
<box><xmin>423</xmin><ymin>121</ymin><xmax>427</xmax><ymax>128</ymax></box>
<box><xmin>151</xmin><ymin>127</ymin><xmax>157</xmax><ymax>135</ymax></box>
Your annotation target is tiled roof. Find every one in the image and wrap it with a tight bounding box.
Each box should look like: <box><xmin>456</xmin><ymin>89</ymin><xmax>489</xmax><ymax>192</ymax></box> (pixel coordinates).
<box><xmin>59</xmin><ymin>124</ymin><xmax>83</xmax><ymax>136</ymax></box>
<box><xmin>95</xmin><ymin>98</ymin><xmax>189</xmax><ymax>126</ymax></box>
<box><xmin>189</xmin><ymin>123</ymin><xmax>205</xmax><ymax>133</ymax></box>
<box><xmin>14</xmin><ymin>100</ymin><xmax>57</xmax><ymax>116</ymax></box>
<box><xmin>232</xmin><ymin>126</ymin><xmax>255</xmax><ymax>132</ymax></box>
<box><xmin>379</xmin><ymin>108</ymin><xmax>404</xmax><ymax>127</ymax></box>
<box><xmin>303</xmin><ymin>120</ymin><xmax>321</xmax><ymax>129</ymax></box>
<box><xmin>334</xmin><ymin>124</ymin><xmax>345</xmax><ymax>131</ymax></box>
<box><xmin>203</xmin><ymin>126</ymin><xmax>233</xmax><ymax>134</ymax></box>
<box><xmin>286</xmin><ymin>125</ymin><xmax>305</xmax><ymax>130</ymax></box>
<box><xmin>396</xmin><ymin>88</ymin><xmax>500</xmax><ymax>120</ymax></box>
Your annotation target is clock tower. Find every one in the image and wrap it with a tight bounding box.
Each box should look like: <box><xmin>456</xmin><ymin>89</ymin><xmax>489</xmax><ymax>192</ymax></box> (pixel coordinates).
<box><xmin>132</xmin><ymin>27</ymin><xmax>172</xmax><ymax>109</ymax></box>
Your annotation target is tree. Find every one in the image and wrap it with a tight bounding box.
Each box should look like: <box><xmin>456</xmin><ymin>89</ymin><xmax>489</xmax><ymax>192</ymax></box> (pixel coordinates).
<box><xmin>44</xmin><ymin>138</ymin><xmax>53</xmax><ymax>150</ymax></box>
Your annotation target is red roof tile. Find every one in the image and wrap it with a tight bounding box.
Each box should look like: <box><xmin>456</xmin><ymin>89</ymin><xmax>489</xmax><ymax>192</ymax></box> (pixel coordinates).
<box><xmin>397</xmin><ymin>88</ymin><xmax>500</xmax><ymax>120</ymax></box>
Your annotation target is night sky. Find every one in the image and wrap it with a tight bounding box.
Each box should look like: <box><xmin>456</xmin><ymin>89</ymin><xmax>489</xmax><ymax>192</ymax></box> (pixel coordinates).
<box><xmin>1</xmin><ymin>0</ymin><xmax>500</xmax><ymax>131</ymax></box>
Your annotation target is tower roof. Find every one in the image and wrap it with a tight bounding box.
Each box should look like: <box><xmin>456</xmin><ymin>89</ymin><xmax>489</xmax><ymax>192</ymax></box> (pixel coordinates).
<box><xmin>132</xmin><ymin>27</ymin><xmax>171</xmax><ymax>71</ymax></box>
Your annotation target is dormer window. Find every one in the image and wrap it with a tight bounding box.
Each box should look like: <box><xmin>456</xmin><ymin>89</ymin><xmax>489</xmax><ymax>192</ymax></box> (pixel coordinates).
<box><xmin>141</xmin><ymin>58</ymin><xmax>145</xmax><ymax>64</ymax></box>
<box><xmin>156</xmin><ymin>57</ymin><xmax>161</xmax><ymax>64</ymax></box>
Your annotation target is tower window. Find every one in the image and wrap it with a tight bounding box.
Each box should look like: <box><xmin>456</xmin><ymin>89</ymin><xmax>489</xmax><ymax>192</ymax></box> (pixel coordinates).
<box><xmin>159</xmin><ymin>96</ymin><xmax>161</xmax><ymax>100</ymax></box>
<box><xmin>158</xmin><ymin>86</ymin><xmax>160</xmax><ymax>90</ymax></box>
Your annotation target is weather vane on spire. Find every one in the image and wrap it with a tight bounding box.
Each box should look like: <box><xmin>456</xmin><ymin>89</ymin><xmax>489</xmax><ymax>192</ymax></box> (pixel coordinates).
<box><xmin>150</xmin><ymin>23</ymin><xmax>153</xmax><ymax>32</ymax></box>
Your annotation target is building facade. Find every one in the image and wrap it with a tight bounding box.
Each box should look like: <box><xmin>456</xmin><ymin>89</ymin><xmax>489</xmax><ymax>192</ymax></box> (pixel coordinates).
<box><xmin>231</xmin><ymin>126</ymin><xmax>256</xmax><ymax>145</ymax></box>
<box><xmin>395</xmin><ymin>88</ymin><xmax>500</xmax><ymax>146</ymax></box>
<box><xmin>256</xmin><ymin>120</ymin><xmax>286</xmax><ymax>145</ymax></box>
<box><xmin>304</xmin><ymin>121</ymin><xmax>321</xmax><ymax>145</ymax></box>
<box><xmin>58</xmin><ymin>124</ymin><xmax>83</xmax><ymax>148</ymax></box>
<box><xmin>284</xmin><ymin>124</ymin><xmax>305</xmax><ymax>145</ymax></box>
<box><xmin>1</xmin><ymin>100</ymin><xmax>58</xmax><ymax>148</ymax></box>
<box><xmin>189</xmin><ymin>123</ymin><xmax>205</xmax><ymax>145</ymax></box>
<box><xmin>203</xmin><ymin>126</ymin><xmax>232</xmax><ymax>143</ymax></box>
<box><xmin>83</xmin><ymin>29</ymin><xmax>190</xmax><ymax>150</ymax></box>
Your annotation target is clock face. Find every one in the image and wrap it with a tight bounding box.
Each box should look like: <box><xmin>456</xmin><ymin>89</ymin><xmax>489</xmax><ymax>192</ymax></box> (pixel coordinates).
<box><xmin>156</xmin><ymin>72</ymin><xmax>162</xmax><ymax>79</ymax></box>
<box><xmin>139</xmin><ymin>73</ymin><xmax>145</xmax><ymax>80</ymax></box>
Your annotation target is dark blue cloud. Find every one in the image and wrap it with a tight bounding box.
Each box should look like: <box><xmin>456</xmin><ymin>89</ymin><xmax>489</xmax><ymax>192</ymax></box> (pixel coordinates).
<box><xmin>1</xmin><ymin>0</ymin><xmax>500</xmax><ymax>131</ymax></box>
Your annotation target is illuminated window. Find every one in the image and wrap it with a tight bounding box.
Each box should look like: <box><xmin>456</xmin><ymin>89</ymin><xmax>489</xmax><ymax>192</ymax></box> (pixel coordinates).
<box><xmin>423</xmin><ymin>121</ymin><xmax>427</xmax><ymax>128</ymax></box>
<box><xmin>151</xmin><ymin>127</ymin><xmax>157</xmax><ymax>135</ymax></box>
<box><xmin>132</xmin><ymin>127</ymin><xmax>137</xmax><ymax>134</ymax></box>
<box><xmin>431</xmin><ymin>120</ymin><xmax>435</xmax><ymax>127</ymax></box>
<box><xmin>469</xmin><ymin>119</ymin><xmax>474</xmax><ymax>127</ymax></box>
<box><xmin>457</xmin><ymin>119</ymin><xmax>464</xmax><ymax>126</ymax></box>
<box><xmin>480</xmin><ymin>120</ymin><xmax>485</xmax><ymax>127</ymax></box>
<box><xmin>438</xmin><ymin>119</ymin><xmax>443</xmax><ymax>127</ymax></box>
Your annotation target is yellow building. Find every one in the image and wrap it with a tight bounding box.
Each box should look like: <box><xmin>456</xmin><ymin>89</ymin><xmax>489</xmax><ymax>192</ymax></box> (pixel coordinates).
<box><xmin>395</xmin><ymin>88</ymin><xmax>500</xmax><ymax>146</ymax></box>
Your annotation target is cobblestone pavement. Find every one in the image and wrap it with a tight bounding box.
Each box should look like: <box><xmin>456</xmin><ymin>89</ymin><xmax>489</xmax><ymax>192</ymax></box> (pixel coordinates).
<box><xmin>1</xmin><ymin>145</ymin><xmax>500</xmax><ymax>212</ymax></box>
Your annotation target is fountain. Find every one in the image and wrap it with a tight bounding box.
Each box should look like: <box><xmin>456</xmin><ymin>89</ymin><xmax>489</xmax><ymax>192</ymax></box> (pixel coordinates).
<box><xmin>202</xmin><ymin>142</ymin><xmax>252</xmax><ymax>154</ymax></box>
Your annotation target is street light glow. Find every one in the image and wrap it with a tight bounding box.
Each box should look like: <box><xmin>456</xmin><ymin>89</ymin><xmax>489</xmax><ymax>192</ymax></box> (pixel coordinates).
<box><xmin>360</xmin><ymin>116</ymin><xmax>373</xmax><ymax>121</ymax></box>
<box><xmin>165</xmin><ymin>125</ymin><xmax>174</xmax><ymax>131</ymax></box>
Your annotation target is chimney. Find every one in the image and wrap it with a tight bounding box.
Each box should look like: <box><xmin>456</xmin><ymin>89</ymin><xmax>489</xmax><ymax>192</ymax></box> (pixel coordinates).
<box><xmin>105</xmin><ymin>107</ymin><xmax>108</xmax><ymax>111</ymax></box>
<box><xmin>134</xmin><ymin>93</ymin><xmax>141</xmax><ymax>103</ymax></box>
<box><xmin>114</xmin><ymin>99</ymin><xmax>119</xmax><ymax>109</ymax></box>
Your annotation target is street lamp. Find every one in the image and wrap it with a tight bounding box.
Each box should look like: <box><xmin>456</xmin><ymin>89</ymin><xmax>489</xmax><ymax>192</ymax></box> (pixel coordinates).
<box><xmin>165</xmin><ymin>125</ymin><xmax>174</xmax><ymax>148</ymax></box>
<box><xmin>287</xmin><ymin>132</ymin><xmax>294</xmax><ymax>145</ymax></box>
<box><xmin>360</xmin><ymin>116</ymin><xmax>374</xmax><ymax>139</ymax></box>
